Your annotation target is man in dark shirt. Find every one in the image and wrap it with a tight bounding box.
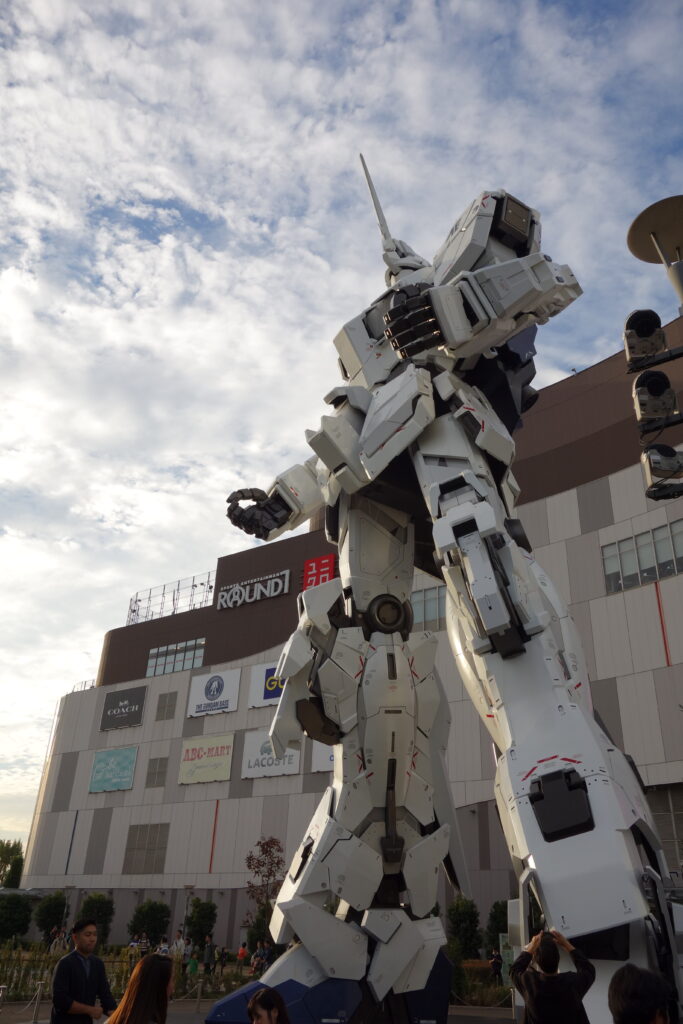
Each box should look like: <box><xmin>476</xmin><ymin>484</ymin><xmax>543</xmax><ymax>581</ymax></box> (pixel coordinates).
<box><xmin>510</xmin><ymin>928</ymin><xmax>595</xmax><ymax>1024</ymax></box>
<box><xmin>51</xmin><ymin>919</ymin><xmax>116</xmax><ymax>1024</ymax></box>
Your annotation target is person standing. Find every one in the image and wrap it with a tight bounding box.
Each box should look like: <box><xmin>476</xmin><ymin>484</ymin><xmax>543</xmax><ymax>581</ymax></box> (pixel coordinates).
<box><xmin>203</xmin><ymin>935</ymin><xmax>215</xmax><ymax>976</ymax></box>
<box><xmin>510</xmin><ymin>929</ymin><xmax>595</xmax><ymax>1024</ymax></box>
<box><xmin>105</xmin><ymin>954</ymin><xmax>172</xmax><ymax>1024</ymax></box>
<box><xmin>608</xmin><ymin>963</ymin><xmax>674</xmax><ymax>1024</ymax></box>
<box><xmin>489</xmin><ymin>948</ymin><xmax>503</xmax><ymax>984</ymax></box>
<box><xmin>170</xmin><ymin>931</ymin><xmax>185</xmax><ymax>958</ymax></box>
<box><xmin>138</xmin><ymin>933</ymin><xmax>150</xmax><ymax>958</ymax></box>
<box><xmin>51</xmin><ymin>919</ymin><xmax>117</xmax><ymax>1024</ymax></box>
<box><xmin>236</xmin><ymin>942</ymin><xmax>248</xmax><ymax>977</ymax></box>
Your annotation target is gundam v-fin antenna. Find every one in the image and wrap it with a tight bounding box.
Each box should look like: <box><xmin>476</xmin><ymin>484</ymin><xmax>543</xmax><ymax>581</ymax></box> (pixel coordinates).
<box><xmin>360</xmin><ymin>153</ymin><xmax>429</xmax><ymax>279</ymax></box>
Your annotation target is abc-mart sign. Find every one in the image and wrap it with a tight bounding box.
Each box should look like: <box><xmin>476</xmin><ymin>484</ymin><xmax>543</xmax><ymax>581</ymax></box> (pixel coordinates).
<box><xmin>216</xmin><ymin>569</ymin><xmax>290</xmax><ymax>611</ymax></box>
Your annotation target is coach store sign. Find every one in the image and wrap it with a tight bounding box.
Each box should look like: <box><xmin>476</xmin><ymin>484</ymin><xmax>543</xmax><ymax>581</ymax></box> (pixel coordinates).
<box><xmin>241</xmin><ymin>728</ymin><xmax>300</xmax><ymax>779</ymax></box>
<box><xmin>100</xmin><ymin>686</ymin><xmax>146</xmax><ymax>731</ymax></box>
<box><xmin>188</xmin><ymin>669</ymin><xmax>240</xmax><ymax>717</ymax></box>
<box><xmin>216</xmin><ymin>569</ymin><xmax>290</xmax><ymax>610</ymax></box>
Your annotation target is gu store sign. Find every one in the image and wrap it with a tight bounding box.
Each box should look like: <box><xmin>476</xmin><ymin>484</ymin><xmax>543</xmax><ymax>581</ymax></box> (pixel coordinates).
<box><xmin>100</xmin><ymin>686</ymin><xmax>146</xmax><ymax>731</ymax></box>
<box><xmin>216</xmin><ymin>569</ymin><xmax>290</xmax><ymax>610</ymax></box>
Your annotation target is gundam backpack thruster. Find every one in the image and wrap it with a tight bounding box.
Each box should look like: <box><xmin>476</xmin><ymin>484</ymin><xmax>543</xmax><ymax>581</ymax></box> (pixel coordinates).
<box><xmin>208</xmin><ymin>160</ymin><xmax>683</xmax><ymax>1024</ymax></box>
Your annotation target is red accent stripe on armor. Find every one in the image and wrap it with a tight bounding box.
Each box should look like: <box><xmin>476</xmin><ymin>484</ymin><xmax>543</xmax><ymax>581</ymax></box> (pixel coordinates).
<box><xmin>522</xmin><ymin>766</ymin><xmax>537</xmax><ymax>781</ymax></box>
<box><xmin>561</xmin><ymin>757</ymin><xmax>581</xmax><ymax>763</ymax></box>
<box><xmin>537</xmin><ymin>755</ymin><xmax>558</xmax><ymax>763</ymax></box>
<box><xmin>654</xmin><ymin>580</ymin><xmax>672</xmax><ymax>667</ymax></box>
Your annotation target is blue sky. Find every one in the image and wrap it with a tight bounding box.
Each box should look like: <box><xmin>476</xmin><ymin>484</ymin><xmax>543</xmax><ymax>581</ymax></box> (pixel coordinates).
<box><xmin>1</xmin><ymin>0</ymin><xmax>683</xmax><ymax>843</ymax></box>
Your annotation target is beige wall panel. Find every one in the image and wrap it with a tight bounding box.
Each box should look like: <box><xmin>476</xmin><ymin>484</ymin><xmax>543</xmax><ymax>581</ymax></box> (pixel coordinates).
<box><xmin>185</xmin><ymin>800</ymin><xmax>218</xmax><ymax>877</ymax></box>
<box><xmin>568</xmin><ymin>602</ymin><xmax>597</xmax><ymax>681</ymax></box>
<box><xmin>590</xmin><ymin>596</ymin><xmax>634</xmax><ymax>679</ymax></box>
<box><xmin>598</xmin><ymin>520</ymin><xmax>639</xmax><ymax>547</ymax></box>
<box><xmin>616</xmin><ymin>671</ymin><xmax>665</xmax><ymax>766</ymax></box>
<box><xmin>533</xmin><ymin>542</ymin><xmax>571</xmax><ymax>606</ymax></box>
<box><xmin>252</xmin><ymin>774</ymin><xmax>303</xmax><ymax>798</ymax></box>
<box><xmin>232</xmin><ymin>797</ymin><xmax>265</xmax><ymax>874</ymax></box>
<box><xmin>658</xmin><ymin>575</ymin><xmax>683</xmax><ymax>664</ymax></box>
<box><xmin>653</xmin><ymin>667</ymin><xmax>683</xmax><ymax>763</ymax></box>
<box><xmin>436</xmin><ymin>635</ymin><xmax>465</xmax><ymax>701</ymax></box>
<box><xmin>517</xmin><ymin>498</ymin><xmax>550</xmax><ymax>549</ymax></box>
<box><xmin>449</xmin><ymin>701</ymin><xmax>483</xmax><ymax>783</ymax></box>
<box><xmin>630</xmin><ymin>507</ymin><xmax>668</xmax><ymax>536</ymax></box>
<box><xmin>64</xmin><ymin>809</ymin><xmax>94</xmax><ymax>876</ymax></box>
<box><xmin>645</xmin><ymin>760</ymin><xmax>683</xmax><ymax>786</ymax></box>
<box><xmin>101</xmin><ymin>807</ymin><xmax>130</xmax><ymax>876</ymax></box>
<box><xmin>465</xmin><ymin>779</ymin><xmax>495</xmax><ymax>804</ymax></box>
<box><xmin>546</xmin><ymin>489</ymin><xmax>581</xmax><ymax>543</ymax></box>
<box><xmin>623</xmin><ymin>588</ymin><xmax>667</xmax><ymax>674</ymax></box>
<box><xmin>71</xmin><ymin>750</ymin><xmax>98</xmax><ymax>811</ymax></box>
<box><xmin>165</xmin><ymin>804</ymin><xmax>196</xmax><ymax>874</ymax></box>
<box><xmin>566</xmin><ymin>532</ymin><xmax>606</xmax><ymax>603</ymax></box>
<box><xmin>609</xmin><ymin>464</ymin><xmax>648</xmax><ymax>522</ymax></box>
<box><xmin>46</xmin><ymin>810</ymin><xmax>78</xmax><ymax>876</ymax></box>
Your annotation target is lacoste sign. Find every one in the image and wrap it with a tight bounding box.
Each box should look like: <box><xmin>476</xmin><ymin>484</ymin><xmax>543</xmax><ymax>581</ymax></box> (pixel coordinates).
<box><xmin>216</xmin><ymin>569</ymin><xmax>290</xmax><ymax>611</ymax></box>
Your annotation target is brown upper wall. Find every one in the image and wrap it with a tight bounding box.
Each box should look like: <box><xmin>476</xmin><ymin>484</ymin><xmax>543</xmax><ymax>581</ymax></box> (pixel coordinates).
<box><xmin>96</xmin><ymin>530</ymin><xmax>336</xmax><ymax>686</ymax></box>
<box><xmin>514</xmin><ymin>315</ymin><xmax>683</xmax><ymax>503</ymax></box>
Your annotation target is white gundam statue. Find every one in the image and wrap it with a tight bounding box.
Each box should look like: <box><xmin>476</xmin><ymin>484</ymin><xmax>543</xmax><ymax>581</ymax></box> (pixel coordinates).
<box><xmin>215</xmin><ymin>160</ymin><xmax>683</xmax><ymax>1024</ymax></box>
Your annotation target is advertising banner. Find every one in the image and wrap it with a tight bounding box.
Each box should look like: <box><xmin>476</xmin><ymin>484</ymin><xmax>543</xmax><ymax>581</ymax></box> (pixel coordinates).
<box><xmin>89</xmin><ymin>746</ymin><xmax>137</xmax><ymax>792</ymax></box>
<box><xmin>187</xmin><ymin>669</ymin><xmax>240</xmax><ymax>717</ymax></box>
<box><xmin>100</xmin><ymin>686</ymin><xmax>146</xmax><ymax>731</ymax></box>
<box><xmin>248</xmin><ymin>662</ymin><xmax>286</xmax><ymax>708</ymax></box>
<box><xmin>178</xmin><ymin>733</ymin><xmax>234</xmax><ymax>785</ymax></box>
<box><xmin>311</xmin><ymin>740</ymin><xmax>335</xmax><ymax>774</ymax></box>
<box><xmin>241</xmin><ymin>728</ymin><xmax>300</xmax><ymax>779</ymax></box>
<box><xmin>216</xmin><ymin>569</ymin><xmax>290</xmax><ymax>611</ymax></box>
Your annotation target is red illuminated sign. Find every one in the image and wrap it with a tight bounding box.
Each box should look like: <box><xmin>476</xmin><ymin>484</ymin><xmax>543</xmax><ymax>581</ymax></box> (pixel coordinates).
<box><xmin>302</xmin><ymin>554</ymin><xmax>336</xmax><ymax>590</ymax></box>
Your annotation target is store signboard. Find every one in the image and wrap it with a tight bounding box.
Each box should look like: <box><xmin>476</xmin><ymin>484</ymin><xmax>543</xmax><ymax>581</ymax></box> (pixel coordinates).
<box><xmin>178</xmin><ymin>733</ymin><xmax>234</xmax><ymax>785</ymax></box>
<box><xmin>188</xmin><ymin>669</ymin><xmax>240</xmax><ymax>717</ymax></box>
<box><xmin>100</xmin><ymin>686</ymin><xmax>146</xmax><ymax>731</ymax></box>
<box><xmin>248</xmin><ymin>663</ymin><xmax>285</xmax><ymax>708</ymax></box>
<box><xmin>311</xmin><ymin>740</ymin><xmax>335</xmax><ymax>774</ymax></box>
<box><xmin>216</xmin><ymin>569</ymin><xmax>290</xmax><ymax>611</ymax></box>
<box><xmin>89</xmin><ymin>746</ymin><xmax>137</xmax><ymax>792</ymax></box>
<box><xmin>242</xmin><ymin>728</ymin><xmax>300</xmax><ymax>779</ymax></box>
<box><xmin>302</xmin><ymin>554</ymin><xmax>336</xmax><ymax>590</ymax></box>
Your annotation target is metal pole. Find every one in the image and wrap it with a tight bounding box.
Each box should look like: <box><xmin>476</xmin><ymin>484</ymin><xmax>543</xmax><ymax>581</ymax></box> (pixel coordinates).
<box><xmin>32</xmin><ymin>982</ymin><xmax>43</xmax><ymax>1023</ymax></box>
<box><xmin>195</xmin><ymin>979</ymin><xmax>203</xmax><ymax>1012</ymax></box>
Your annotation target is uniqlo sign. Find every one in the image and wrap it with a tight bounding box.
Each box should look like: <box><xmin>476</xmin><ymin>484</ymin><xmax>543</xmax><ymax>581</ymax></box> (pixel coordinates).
<box><xmin>302</xmin><ymin>554</ymin><xmax>336</xmax><ymax>590</ymax></box>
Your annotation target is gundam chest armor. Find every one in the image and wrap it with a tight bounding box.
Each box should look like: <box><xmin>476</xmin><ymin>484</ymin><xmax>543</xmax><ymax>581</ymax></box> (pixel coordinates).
<box><xmin>217</xmin><ymin>164</ymin><xmax>683</xmax><ymax>1024</ymax></box>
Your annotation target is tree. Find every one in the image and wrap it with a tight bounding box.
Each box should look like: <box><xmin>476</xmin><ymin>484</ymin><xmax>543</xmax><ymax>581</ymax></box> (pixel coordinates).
<box><xmin>484</xmin><ymin>899</ymin><xmax>509</xmax><ymax>954</ymax></box>
<box><xmin>0</xmin><ymin>840</ymin><xmax>23</xmax><ymax>887</ymax></box>
<box><xmin>4</xmin><ymin>854</ymin><xmax>24</xmax><ymax>889</ymax></box>
<box><xmin>79</xmin><ymin>893</ymin><xmax>115</xmax><ymax>946</ymax></box>
<box><xmin>35</xmin><ymin>891</ymin><xmax>68</xmax><ymax>942</ymax></box>
<box><xmin>244</xmin><ymin>836</ymin><xmax>284</xmax><ymax>941</ymax></box>
<box><xmin>127</xmin><ymin>900</ymin><xmax>170</xmax><ymax>946</ymax></box>
<box><xmin>185</xmin><ymin>897</ymin><xmax>217</xmax><ymax>947</ymax></box>
<box><xmin>447</xmin><ymin>895</ymin><xmax>482</xmax><ymax>959</ymax></box>
<box><xmin>0</xmin><ymin>893</ymin><xmax>32</xmax><ymax>942</ymax></box>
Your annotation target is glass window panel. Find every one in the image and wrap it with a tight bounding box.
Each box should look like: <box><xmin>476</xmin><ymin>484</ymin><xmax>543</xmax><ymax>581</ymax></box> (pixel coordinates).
<box><xmin>155</xmin><ymin>661</ymin><xmax>166</xmax><ymax>676</ymax></box>
<box><xmin>653</xmin><ymin>525</ymin><xmax>675</xmax><ymax>578</ymax></box>
<box><xmin>438</xmin><ymin>587</ymin><xmax>447</xmax><ymax>622</ymax></box>
<box><xmin>671</xmin><ymin>785</ymin><xmax>683</xmax><ymax>811</ymax></box>
<box><xmin>618</xmin><ymin>538</ymin><xmax>639</xmax><ymax>590</ymax></box>
<box><xmin>412</xmin><ymin>591</ymin><xmax>424</xmax><ymax>628</ymax></box>
<box><xmin>602</xmin><ymin>543</ymin><xmax>622</xmax><ymax>594</ymax></box>
<box><xmin>174</xmin><ymin>653</ymin><xmax>185</xmax><ymax>671</ymax></box>
<box><xmin>424</xmin><ymin>588</ymin><xmax>438</xmax><ymax>625</ymax></box>
<box><xmin>183</xmin><ymin>652</ymin><xmax>195</xmax><ymax>669</ymax></box>
<box><xmin>193</xmin><ymin>649</ymin><xmax>204</xmax><ymax>668</ymax></box>
<box><xmin>671</xmin><ymin>520</ymin><xmax>683</xmax><ymax>571</ymax></box>
<box><xmin>635</xmin><ymin>532</ymin><xmax>658</xmax><ymax>583</ymax></box>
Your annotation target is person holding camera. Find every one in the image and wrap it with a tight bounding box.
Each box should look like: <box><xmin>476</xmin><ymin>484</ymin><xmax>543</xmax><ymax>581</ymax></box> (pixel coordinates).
<box><xmin>510</xmin><ymin>928</ymin><xmax>595</xmax><ymax>1024</ymax></box>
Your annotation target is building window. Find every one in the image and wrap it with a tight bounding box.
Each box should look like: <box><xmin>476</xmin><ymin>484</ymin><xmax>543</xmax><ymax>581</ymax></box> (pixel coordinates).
<box><xmin>122</xmin><ymin>822</ymin><xmax>169</xmax><ymax>874</ymax></box>
<box><xmin>601</xmin><ymin>519</ymin><xmax>683</xmax><ymax>594</ymax></box>
<box><xmin>411</xmin><ymin>583</ymin><xmax>447</xmax><ymax>630</ymax></box>
<box><xmin>146</xmin><ymin>638</ymin><xmax>206</xmax><ymax>677</ymax></box>
<box><xmin>646</xmin><ymin>784</ymin><xmax>683</xmax><ymax>876</ymax></box>
<box><xmin>145</xmin><ymin>757</ymin><xmax>168</xmax><ymax>789</ymax></box>
<box><xmin>155</xmin><ymin>692</ymin><xmax>177</xmax><ymax>722</ymax></box>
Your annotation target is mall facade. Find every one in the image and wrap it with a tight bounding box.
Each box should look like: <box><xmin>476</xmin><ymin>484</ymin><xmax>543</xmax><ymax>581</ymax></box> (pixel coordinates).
<box><xmin>21</xmin><ymin>317</ymin><xmax>683</xmax><ymax>946</ymax></box>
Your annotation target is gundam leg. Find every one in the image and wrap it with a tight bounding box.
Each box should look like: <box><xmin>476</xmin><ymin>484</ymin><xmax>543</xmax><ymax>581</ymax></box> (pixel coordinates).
<box><xmin>211</xmin><ymin>495</ymin><xmax>468</xmax><ymax>1024</ymax></box>
<box><xmin>412</xmin><ymin>397</ymin><xmax>683</xmax><ymax>1024</ymax></box>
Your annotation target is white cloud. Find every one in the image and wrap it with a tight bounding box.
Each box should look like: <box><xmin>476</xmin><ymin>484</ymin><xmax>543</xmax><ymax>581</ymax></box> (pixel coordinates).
<box><xmin>1</xmin><ymin>0</ymin><xmax>683</xmax><ymax>842</ymax></box>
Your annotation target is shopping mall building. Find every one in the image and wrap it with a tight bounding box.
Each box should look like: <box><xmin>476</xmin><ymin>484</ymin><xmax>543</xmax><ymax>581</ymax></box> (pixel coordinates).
<box><xmin>21</xmin><ymin>317</ymin><xmax>683</xmax><ymax>946</ymax></box>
